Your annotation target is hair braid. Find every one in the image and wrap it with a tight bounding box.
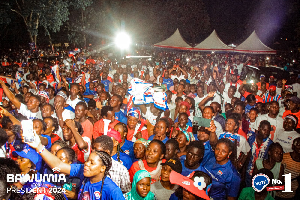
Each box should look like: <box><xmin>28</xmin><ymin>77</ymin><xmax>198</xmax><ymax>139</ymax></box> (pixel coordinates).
<box><xmin>94</xmin><ymin>150</ymin><xmax>112</xmax><ymax>200</ymax></box>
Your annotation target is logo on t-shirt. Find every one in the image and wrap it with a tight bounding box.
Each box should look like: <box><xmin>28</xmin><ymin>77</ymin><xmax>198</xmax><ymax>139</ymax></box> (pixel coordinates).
<box><xmin>94</xmin><ymin>191</ymin><xmax>101</xmax><ymax>199</ymax></box>
<box><xmin>217</xmin><ymin>170</ymin><xmax>223</xmax><ymax>176</ymax></box>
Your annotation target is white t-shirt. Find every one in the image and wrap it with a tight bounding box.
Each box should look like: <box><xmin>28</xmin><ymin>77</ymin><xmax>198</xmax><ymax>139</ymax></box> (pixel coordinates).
<box><xmin>222</xmin><ymin>92</ymin><xmax>233</xmax><ymax>112</ymax></box>
<box><xmin>219</xmin><ymin>132</ymin><xmax>250</xmax><ymax>159</ymax></box>
<box><xmin>276</xmin><ymin>130</ymin><xmax>300</xmax><ymax>153</ymax></box>
<box><xmin>194</xmin><ymin>96</ymin><xmax>205</xmax><ymax>117</ymax></box>
<box><xmin>0</xmin><ymin>146</ymin><xmax>6</xmax><ymax>158</ymax></box>
<box><xmin>142</xmin><ymin>107</ymin><xmax>158</xmax><ymax>126</ymax></box>
<box><xmin>224</xmin><ymin>82</ymin><xmax>241</xmax><ymax>98</ymax></box>
<box><xmin>292</xmin><ymin>83</ymin><xmax>300</xmax><ymax>98</ymax></box>
<box><xmin>62</xmin><ymin>109</ymin><xmax>75</xmax><ymax>121</ymax></box>
<box><xmin>18</xmin><ymin>103</ymin><xmax>42</xmax><ymax>120</ymax></box>
<box><xmin>203</xmin><ymin>93</ymin><xmax>222</xmax><ymax>106</ymax></box>
<box><xmin>171</xmin><ymin>94</ymin><xmax>186</xmax><ymax>104</ymax></box>
<box><xmin>66</xmin><ymin>97</ymin><xmax>82</xmax><ymax>109</ymax></box>
<box><xmin>171</xmin><ymin>74</ymin><xmax>185</xmax><ymax>81</ymax></box>
<box><xmin>69</xmin><ymin>136</ymin><xmax>91</xmax><ymax>162</ymax></box>
<box><xmin>254</xmin><ymin>114</ymin><xmax>284</xmax><ymax>141</ymax></box>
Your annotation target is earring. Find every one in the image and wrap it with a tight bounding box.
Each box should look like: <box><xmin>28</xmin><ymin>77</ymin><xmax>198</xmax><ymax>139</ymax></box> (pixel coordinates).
<box><xmin>228</xmin><ymin>155</ymin><xmax>230</xmax><ymax>158</ymax></box>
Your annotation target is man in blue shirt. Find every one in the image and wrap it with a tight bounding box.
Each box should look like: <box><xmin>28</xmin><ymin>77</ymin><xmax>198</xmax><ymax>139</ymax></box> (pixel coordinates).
<box><xmin>110</xmin><ymin>94</ymin><xmax>127</xmax><ymax>125</ymax></box>
<box><xmin>83</xmin><ymin>82</ymin><xmax>97</xmax><ymax>103</ymax></box>
<box><xmin>162</xmin><ymin>71</ymin><xmax>174</xmax><ymax>90</ymax></box>
<box><xmin>101</xmin><ymin>72</ymin><xmax>111</xmax><ymax>92</ymax></box>
<box><xmin>180</xmin><ymin>141</ymin><xmax>205</xmax><ymax>176</ymax></box>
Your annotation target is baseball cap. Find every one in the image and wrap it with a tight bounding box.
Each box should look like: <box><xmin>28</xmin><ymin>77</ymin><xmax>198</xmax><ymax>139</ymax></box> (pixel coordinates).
<box><xmin>107</xmin><ymin>129</ymin><xmax>122</xmax><ymax>143</ymax></box>
<box><xmin>169</xmin><ymin>171</ymin><xmax>210</xmax><ymax>200</ymax></box>
<box><xmin>161</xmin><ymin>158</ymin><xmax>182</xmax><ymax>173</ymax></box>
<box><xmin>260</xmin><ymin>74</ymin><xmax>265</xmax><ymax>78</ymax></box>
<box><xmin>13</xmin><ymin>145</ymin><xmax>41</xmax><ymax>170</ymax></box>
<box><xmin>290</xmin><ymin>96</ymin><xmax>300</xmax><ymax>104</ymax></box>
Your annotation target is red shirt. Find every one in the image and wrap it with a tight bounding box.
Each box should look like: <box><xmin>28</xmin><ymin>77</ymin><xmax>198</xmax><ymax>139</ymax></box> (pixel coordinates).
<box><xmin>93</xmin><ymin>119</ymin><xmax>120</xmax><ymax>140</ymax></box>
<box><xmin>129</xmin><ymin>159</ymin><xmax>166</xmax><ymax>183</ymax></box>
<box><xmin>51</xmin><ymin>134</ymin><xmax>61</xmax><ymax>144</ymax></box>
<box><xmin>72</xmin><ymin>144</ymin><xmax>85</xmax><ymax>163</ymax></box>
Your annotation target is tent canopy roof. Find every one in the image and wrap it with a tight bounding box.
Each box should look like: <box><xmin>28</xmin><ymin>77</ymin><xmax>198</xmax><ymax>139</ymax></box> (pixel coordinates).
<box><xmin>154</xmin><ymin>29</ymin><xmax>191</xmax><ymax>49</ymax></box>
<box><xmin>193</xmin><ymin>30</ymin><xmax>232</xmax><ymax>51</ymax></box>
<box><xmin>235</xmin><ymin>31</ymin><xmax>276</xmax><ymax>54</ymax></box>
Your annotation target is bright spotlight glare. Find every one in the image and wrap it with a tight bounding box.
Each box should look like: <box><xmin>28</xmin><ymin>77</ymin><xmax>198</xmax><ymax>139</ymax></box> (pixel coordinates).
<box><xmin>115</xmin><ymin>32</ymin><xmax>131</xmax><ymax>50</ymax></box>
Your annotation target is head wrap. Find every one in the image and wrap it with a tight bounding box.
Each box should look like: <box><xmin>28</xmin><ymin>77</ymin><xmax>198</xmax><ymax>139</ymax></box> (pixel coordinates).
<box><xmin>179</xmin><ymin>101</ymin><xmax>191</xmax><ymax>116</ymax></box>
<box><xmin>38</xmin><ymin>91</ymin><xmax>49</xmax><ymax>103</ymax></box>
<box><xmin>128</xmin><ymin>107</ymin><xmax>141</xmax><ymax>120</ymax></box>
<box><xmin>125</xmin><ymin>170</ymin><xmax>155</xmax><ymax>200</ymax></box>
<box><xmin>134</xmin><ymin>138</ymin><xmax>150</xmax><ymax>148</ymax></box>
<box><xmin>284</xmin><ymin>115</ymin><xmax>298</xmax><ymax>125</ymax></box>
<box><xmin>56</xmin><ymin>91</ymin><xmax>68</xmax><ymax>101</ymax></box>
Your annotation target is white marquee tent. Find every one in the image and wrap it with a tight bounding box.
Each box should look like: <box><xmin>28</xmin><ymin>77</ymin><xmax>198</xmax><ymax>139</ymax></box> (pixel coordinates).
<box><xmin>234</xmin><ymin>31</ymin><xmax>276</xmax><ymax>54</ymax></box>
<box><xmin>154</xmin><ymin>29</ymin><xmax>192</xmax><ymax>50</ymax></box>
<box><xmin>192</xmin><ymin>30</ymin><xmax>233</xmax><ymax>51</ymax></box>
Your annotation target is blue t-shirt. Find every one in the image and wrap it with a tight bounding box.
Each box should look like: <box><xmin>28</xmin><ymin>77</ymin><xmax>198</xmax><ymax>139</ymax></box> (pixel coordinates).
<box><xmin>201</xmin><ymin>156</ymin><xmax>241</xmax><ymax>199</ymax></box>
<box><xmin>70</xmin><ymin>164</ymin><xmax>124</xmax><ymax>200</ymax></box>
<box><xmin>41</xmin><ymin>134</ymin><xmax>52</xmax><ymax>150</ymax></box>
<box><xmin>112</xmin><ymin>151</ymin><xmax>133</xmax><ymax>170</ymax></box>
<box><xmin>180</xmin><ymin>159</ymin><xmax>203</xmax><ymax>177</ymax></box>
<box><xmin>121</xmin><ymin>140</ymin><xmax>134</xmax><ymax>161</ymax></box>
<box><xmin>83</xmin><ymin>84</ymin><xmax>97</xmax><ymax>103</ymax></box>
<box><xmin>202</xmin><ymin>141</ymin><xmax>215</xmax><ymax>165</ymax></box>
<box><xmin>148</xmin><ymin>135</ymin><xmax>169</xmax><ymax>144</ymax></box>
<box><xmin>101</xmin><ymin>79</ymin><xmax>111</xmax><ymax>92</ymax></box>
<box><xmin>162</xmin><ymin>78</ymin><xmax>174</xmax><ymax>90</ymax></box>
<box><xmin>114</xmin><ymin>110</ymin><xmax>127</xmax><ymax>125</ymax></box>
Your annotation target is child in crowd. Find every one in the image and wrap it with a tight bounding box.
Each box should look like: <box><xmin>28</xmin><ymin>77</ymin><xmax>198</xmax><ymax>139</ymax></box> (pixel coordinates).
<box><xmin>164</xmin><ymin>138</ymin><xmax>179</xmax><ymax>160</ymax></box>
<box><xmin>247</xmin><ymin>108</ymin><xmax>258</xmax><ymax>139</ymax></box>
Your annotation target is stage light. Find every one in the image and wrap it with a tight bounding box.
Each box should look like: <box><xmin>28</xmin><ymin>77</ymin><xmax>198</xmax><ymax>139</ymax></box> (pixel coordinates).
<box><xmin>115</xmin><ymin>32</ymin><xmax>131</xmax><ymax>50</ymax></box>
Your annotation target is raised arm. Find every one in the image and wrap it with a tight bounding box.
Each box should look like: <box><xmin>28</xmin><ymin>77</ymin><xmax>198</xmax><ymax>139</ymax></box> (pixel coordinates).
<box><xmin>208</xmin><ymin>121</ymin><xmax>218</xmax><ymax>148</ymax></box>
<box><xmin>0</xmin><ymin>106</ymin><xmax>21</xmax><ymax>125</ymax></box>
<box><xmin>178</xmin><ymin>67</ymin><xmax>188</xmax><ymax>77</ymax></box>
<box><xmin>0</xmin><ymin>80</ymin><xmax>21</xmax><ymax>109</ymax></box>
<box><xmin>24</xmin><ymin>132</ymin><xmax>71</xmax><ymax>174</ymax></box>
<box><xmin>66</xmin><ymin>120</ymin><xmax>88</xmax><ymax>151</ymax></box>
<box><xmin>199</xmin><ymin>91</ymin><xmax>215</xmax><ymax>111</ymax></box>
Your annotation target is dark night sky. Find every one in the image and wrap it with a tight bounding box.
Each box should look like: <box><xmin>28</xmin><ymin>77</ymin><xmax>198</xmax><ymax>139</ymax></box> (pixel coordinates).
<box><xmin>0</xmin><ymin>0</ymin><xmax>298</xmax><ymax>49</ymax></box>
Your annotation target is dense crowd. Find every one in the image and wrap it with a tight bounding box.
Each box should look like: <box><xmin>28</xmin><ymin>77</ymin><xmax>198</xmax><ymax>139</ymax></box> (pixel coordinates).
<box><xmin>0</xmin><ymin>48</ymin><xmax>299</xmax><ymax>200</ymax></box>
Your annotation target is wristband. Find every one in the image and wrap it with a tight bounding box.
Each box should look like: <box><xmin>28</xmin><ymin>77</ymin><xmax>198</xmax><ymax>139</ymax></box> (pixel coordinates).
<box><xmin>38</xmin><ymin>145</ymin><xmax>45</xmax><ymax>154</ymax></box>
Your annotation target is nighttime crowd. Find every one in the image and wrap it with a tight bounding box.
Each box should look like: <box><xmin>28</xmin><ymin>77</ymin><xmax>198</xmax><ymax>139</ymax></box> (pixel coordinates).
<box><xmin>0</xmin><ymin>48</ymin><xmax>299</xmax><ymax>200</ymax></box>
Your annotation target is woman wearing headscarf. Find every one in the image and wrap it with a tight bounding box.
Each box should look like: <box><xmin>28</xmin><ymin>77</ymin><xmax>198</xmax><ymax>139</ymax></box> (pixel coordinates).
<box><xmin>124</xmin><ymin>170</ymin><xmax>155</xmax><ymax>200</ymax></box>
<box><xmin>127</xmin><ymin>107</ymin><xmax>148</xmax><ymax>142</ymax></box>
<box><xmin>133</xmin><ymin>138</ymin><xmax>150</xmax><ymax>163</ymax></box>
